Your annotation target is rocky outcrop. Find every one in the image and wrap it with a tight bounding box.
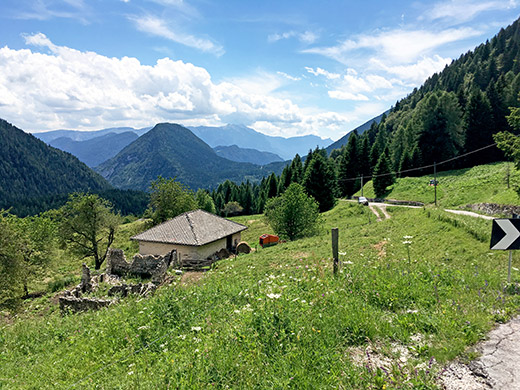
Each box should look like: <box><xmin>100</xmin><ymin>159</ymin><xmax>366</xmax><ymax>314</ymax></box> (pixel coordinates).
<box><xmin>80</xmin><ymin>263</ymin><xmax>93</xmax><ymax>293</ymax></box>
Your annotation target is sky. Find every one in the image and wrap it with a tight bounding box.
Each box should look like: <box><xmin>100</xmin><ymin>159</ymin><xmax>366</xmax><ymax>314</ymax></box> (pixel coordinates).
<box><xmin>0</xmin><ymin>1</ymin><xmax>518</xmax><ymax>140</ymax></box>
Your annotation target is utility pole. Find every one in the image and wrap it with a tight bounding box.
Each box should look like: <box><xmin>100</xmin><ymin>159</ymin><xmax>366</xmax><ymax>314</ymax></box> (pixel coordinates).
<box><xmin>434</xmin><ymin>161</ymin><xmax>437</xmax><ymax>207</ymax></box>
<box><xmin>361</xmin><ymin>175</ymin><xmax>364</xmax><ymax>196</ymax></box>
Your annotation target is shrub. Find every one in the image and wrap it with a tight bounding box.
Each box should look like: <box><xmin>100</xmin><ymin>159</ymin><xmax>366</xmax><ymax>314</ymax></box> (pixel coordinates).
<box><xmin>264</xmin><ymin>183</ymin><xmax>321</xmax><ymax>240</ymax></box>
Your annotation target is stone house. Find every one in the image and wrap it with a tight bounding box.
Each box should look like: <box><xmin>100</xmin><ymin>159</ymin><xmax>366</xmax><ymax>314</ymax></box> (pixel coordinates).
<box><xmin>131</xmin><ymin>209</ymin><xmax>247</xmax><ymax>263</ymax></box>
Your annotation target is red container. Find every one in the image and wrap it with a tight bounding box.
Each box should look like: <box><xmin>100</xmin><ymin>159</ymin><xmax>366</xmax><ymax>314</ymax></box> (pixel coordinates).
<box><xmin>259</xmin><ymin>234</ymin><xmax>279</xmax><ymax>248</ymax></box>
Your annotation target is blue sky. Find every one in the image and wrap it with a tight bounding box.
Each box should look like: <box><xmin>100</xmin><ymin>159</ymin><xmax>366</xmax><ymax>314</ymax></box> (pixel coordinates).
<box><xmin>0</xmin><ymin>0</ymin><xmax>518</xmax><ymax>140</ymax></box>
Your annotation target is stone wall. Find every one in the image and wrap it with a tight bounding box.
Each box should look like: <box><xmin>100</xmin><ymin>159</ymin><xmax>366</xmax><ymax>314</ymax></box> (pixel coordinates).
<box><xmin>466</xmin><ymin>203</ymin><xmax>520</xmax><ymax>217</ymax></box>
<box><xmin>59</xmin><ymin>260</ymin><xmax>161</xmax><ymax>314</ymax></box>
<box><xmin>59</xmin><ymin>296</ymin><xmax>113</xmax><ymax>314</ymax></box>
<box><xmin>106</xmin><ymin>248</ymin><xmax>174</xmax><ymax>283</ymax></box>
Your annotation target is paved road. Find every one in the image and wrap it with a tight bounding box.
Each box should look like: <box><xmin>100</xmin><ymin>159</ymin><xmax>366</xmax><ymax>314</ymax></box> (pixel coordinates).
<box><xmin>342</xmin><ymin>198</ymin><xmax>519</xmax><ymax>388</ymax></box>
<box><xmin>444</xmin><ymin>209</ymin><xmax>495</xmax><ymax>220</ymax></box>
<box><xmin>441</xmin><ymin>316</ymin><xmax>520</xmax><ymax>389</ymax></box>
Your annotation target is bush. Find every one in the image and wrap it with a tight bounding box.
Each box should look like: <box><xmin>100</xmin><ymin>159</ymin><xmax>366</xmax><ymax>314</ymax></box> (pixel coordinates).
<box><xmin>264</xmin><ymin>183</ymin><xmax>321</xmax><ymax>240</ymax></box>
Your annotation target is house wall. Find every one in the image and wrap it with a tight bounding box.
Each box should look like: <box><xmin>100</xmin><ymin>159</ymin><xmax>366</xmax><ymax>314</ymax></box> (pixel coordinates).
<box><xmin>138</xmin><ymin>232</ymin><xmax>242</xmax><ymax>260</ymax></box>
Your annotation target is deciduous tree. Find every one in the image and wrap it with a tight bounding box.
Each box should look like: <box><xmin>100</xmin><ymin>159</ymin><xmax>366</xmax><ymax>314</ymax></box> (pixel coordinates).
<box><xmin>264</xmin><ymin>183</ymin><xmax>321</xmax><ymax>241</ymax></box>
<box><xmin>147</xmin><ymin>176</ymin><xmax>197</xmax><ymax>225</ymax></box>
<box><xmin>58</xmin><ymin>193</ymin><xmax>120</xmax><ymax>270</ymax></box>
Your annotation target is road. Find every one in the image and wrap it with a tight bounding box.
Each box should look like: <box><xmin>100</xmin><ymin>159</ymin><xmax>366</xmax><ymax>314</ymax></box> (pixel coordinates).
<box><xmin>343</xmin><ymin>198</ymin><xmax>520</xmax><ymax>388</ymax></box>
<box><xmin>442</xmin><ymin>317</ymin><xmax>520</xmax><ymax>389</ymax></box>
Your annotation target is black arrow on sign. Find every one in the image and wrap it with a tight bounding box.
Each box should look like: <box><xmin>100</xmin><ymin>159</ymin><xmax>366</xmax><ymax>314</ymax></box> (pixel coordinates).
<box><xmin>490</xmin><ymin>219</ymin><xmax>520</xmax><ymax>250</ymax></box>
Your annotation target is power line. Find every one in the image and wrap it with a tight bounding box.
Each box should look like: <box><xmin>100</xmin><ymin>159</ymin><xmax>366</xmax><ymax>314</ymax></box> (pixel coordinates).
<box><xmin>337</xmin><ymin>142</ymin><xmax>498</xmax><ymax>182</ymax></box>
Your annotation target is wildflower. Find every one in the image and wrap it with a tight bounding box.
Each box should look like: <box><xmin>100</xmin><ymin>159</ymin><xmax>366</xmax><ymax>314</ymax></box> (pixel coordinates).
<box><xmin>402</xmin><ymin>241</ymin><xmax>412</xmax><ymax>245</ymax></box>
<box><xmin>339</xmin><ymin>251</ymin><xmax>346</xmax><ymax>256</ymax></box>
<box><xmin>128</xmin><ymin>371</ymin><xmax>134</xmax><ymax>376</ymax></box>
<box><xmin>178</xmin><ymin>334</ymin><xmax>186</xmax><ymax>340</ymax></box>
<box><xmin>137</xmin><ymin>325</ymin><xmax>149</xmax><ymax>330</ymax></box>
<box><xmin>191</xmin><ymin>326</ymin><xmax>202</xmax><ymax>332</ymax></box>
<box><xmin>266</xmin><ymin>293</ymin><xmax>281</xmax><ymax>299</ymax></box>
<box><xmin>403</xmin><ymin>235</ymin><xmax>413</xmax><ymax>239</ymax></box>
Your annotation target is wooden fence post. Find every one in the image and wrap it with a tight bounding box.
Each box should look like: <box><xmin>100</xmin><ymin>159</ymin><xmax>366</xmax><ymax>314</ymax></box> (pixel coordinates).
<box><xmin>332</xmin><ymin>228</ymin><xmax>339</xmax><ymax>275</ymax></box>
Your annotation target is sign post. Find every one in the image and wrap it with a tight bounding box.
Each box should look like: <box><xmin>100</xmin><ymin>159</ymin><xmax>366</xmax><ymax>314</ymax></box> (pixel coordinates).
<box><xmin>490</xmin><ymin>218</ymin><xmax>520</xmax><ymax>283</ymax></box>
<box><xmin>332</xmin><ymin>228</ymin><xmax>339</xmax><ymax>275</ymax></box>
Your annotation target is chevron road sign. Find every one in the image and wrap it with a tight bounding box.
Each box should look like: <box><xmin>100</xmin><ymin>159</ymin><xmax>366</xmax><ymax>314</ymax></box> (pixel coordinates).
<box><xmin>490</xmin><ymin>219</ymin><xmax>520</xmax><ymax>250</ymax></box>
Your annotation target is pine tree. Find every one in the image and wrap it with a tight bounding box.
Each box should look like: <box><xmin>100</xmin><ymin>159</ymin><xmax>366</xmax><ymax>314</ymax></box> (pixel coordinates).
<box><xmin>463</xmin><ymin>90</ymin><xmax>500</xmax><ymax>165</ymax></box>
<box><xmin>303</xmin><ymin>153</ymin><xmax>336</xmax><ymax>212</ymax></box>
<box><xmin>372</xmin><ymin>148</ymin><xmax>395</xmax><ymax>198</ymax></box>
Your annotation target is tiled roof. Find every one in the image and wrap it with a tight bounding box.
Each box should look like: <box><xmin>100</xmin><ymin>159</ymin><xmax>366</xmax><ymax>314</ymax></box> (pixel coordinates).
<box><xmin>131</xmin><ymin>209</ymin><xmax>248</xmax><ymax>246</ymax></box>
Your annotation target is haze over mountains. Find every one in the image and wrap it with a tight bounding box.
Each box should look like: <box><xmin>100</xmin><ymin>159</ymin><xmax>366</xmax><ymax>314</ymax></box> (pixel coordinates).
<box><xmin>95</xmin><ymin>123</ymin><xmax>282</xmax><ymax>191</ymax></box>
<box><xmin>189</xmin><ymin>124</ymin><xmax>332</xmax><ymax>160</ymax></box>
<box><xmin>34</xmin><ymin>123</ymin><xmax>331</xmax><ymax>167</ymax></box>
<box><xmin>49</xmin><ymin>132</ymin><xmax>139</xmax><ymax>167</ymax></box>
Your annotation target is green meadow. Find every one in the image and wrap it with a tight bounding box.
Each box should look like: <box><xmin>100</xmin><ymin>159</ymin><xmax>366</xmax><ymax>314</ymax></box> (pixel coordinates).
<box><xmin>358</xmin><ymin>162</ymin><xmax>520</xmax><ymax>208</ymax></box>
<box><xmin>1</xmin><ymin>198</ymin><xmax>520</xmax><ymax>389</ymax></box>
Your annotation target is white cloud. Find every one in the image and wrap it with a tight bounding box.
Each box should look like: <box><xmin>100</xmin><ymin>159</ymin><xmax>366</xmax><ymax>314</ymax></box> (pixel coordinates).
<box><xmin>268</xmin><ymin>30</ymin><xmax>318</xmax><ymax>44</ymax></box>
<box><xmin>304</xmin><ymin>27</ymin><xmax>480</xmax><ymax>65</ymax></box>
<box><xmin>305</xmin><ymin>67</ymin><xmax>340</xmax><ymax>79</ymax></box>
<box><xmin>130</xmin><ymin>15</ymin><xmax>224</xmax><ymax>56</ymax></box>
<box><xmin>12</xmin><ymin>0</ymin><xmax>90</xmax><ymax>23</ymax></box>
<box><xmin>0</xmin><ymin>34</ymin><xmax>351</xmax><ymax>139</ymax></box>
<box><xmin>277</xmin><ymin>71</ymin><xmax>301</xmax><ymax>81</ymax></box>
<box><xmin>370</xmin><ymin>55</ymin><xmax>452</xmax><ymax>85</ymax></box>
<box><xmin>328</xmin><ymin>91</ymin><xmax>369</xmax><ymax>101</ymax></box>
<box><xmin>424</xmin><ymin>0</ymin><xmax>518</xmax><ymax>24</ymax></box>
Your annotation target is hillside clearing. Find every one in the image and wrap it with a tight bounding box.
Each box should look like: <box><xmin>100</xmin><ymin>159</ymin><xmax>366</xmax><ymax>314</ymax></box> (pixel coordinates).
<box><xmin>1</xmin><ymin>202</ymin><xmax>520</xmax><ymax>389</ymax></box>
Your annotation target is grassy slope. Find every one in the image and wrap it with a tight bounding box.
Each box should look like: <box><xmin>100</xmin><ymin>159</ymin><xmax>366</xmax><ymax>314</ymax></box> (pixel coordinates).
<box><xmin>358</xmin><ymin>162</ymin><xmax>520</xmax><ymax>207</ymax></box>
<box><xmin>2</xmin><ymin>202</ymin><xmax>520</xmax><ymax>389</ymax></box>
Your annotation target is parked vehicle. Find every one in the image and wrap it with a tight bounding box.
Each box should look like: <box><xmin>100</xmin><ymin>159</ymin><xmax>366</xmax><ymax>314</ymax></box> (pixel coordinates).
<box><xmin>358</xmin><ymin>196</ymin><xmax>369</xmax><ymax>206</ymax></box>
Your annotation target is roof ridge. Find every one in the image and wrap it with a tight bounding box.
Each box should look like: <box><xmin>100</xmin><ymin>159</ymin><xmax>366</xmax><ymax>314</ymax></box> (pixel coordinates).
<box><xmin>186</xmin><ymin>212</ymin><xmax>199</xmax><ymax>245</ymax></box>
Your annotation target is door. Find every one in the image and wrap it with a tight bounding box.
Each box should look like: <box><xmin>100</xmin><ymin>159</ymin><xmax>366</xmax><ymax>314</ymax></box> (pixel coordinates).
<box><xmin>226</xmin><ymin>235</ymin><xmax>232</xmax><ymax>250</ymax></box>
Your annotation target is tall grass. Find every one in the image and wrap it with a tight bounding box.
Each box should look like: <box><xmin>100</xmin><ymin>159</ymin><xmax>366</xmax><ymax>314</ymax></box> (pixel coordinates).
<box><xmin>1</xmin><ymin>202</ymin><xmax>519</xmax><ymax>389</ymax></box>
<box><xmin>358</xmin><ymin>162</ymin><xmax>520</xmax><ymax>207</ymax></box>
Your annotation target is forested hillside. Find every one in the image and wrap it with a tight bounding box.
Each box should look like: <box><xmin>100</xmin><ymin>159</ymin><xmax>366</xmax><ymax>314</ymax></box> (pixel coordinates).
<box><xmin>330</xmin><ymin>17</ymin><xmax>520</xmax><ymax>198</ymax></box>
<box><xmin>96</xmin><ymin>123</ymin><xmax>280</xmax><ymax>191</ymax></box>
<box><xmin>0</xmin><ymin>119</ymin><xmax>112</xmax><ymax>211</ymax></box>
<box><xmin>210</xmin><ymin>18</ymin><xmax>520</xmax><ymax>215</ymax></box>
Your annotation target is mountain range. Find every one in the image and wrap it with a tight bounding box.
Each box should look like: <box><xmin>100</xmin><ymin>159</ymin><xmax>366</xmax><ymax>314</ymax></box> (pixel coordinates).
<box><xmin>213</xmin><ymin>145</ymin><xmax>283</xmax><ymax>165</ymax></box>
<box><xmin>34</xmin><ymin>123</ymin><xmax>332</xmax><ymax>166</ymax></box>
<box><xmin>189</xmin><ymin>124</ymin><xmax>332</xmax><ymax>160</ymax></box>
<box><xmin>48</xmin><ymin>132</ymin><xmax>139</xmax><ymax>167</ymax></box>
<box><xmin>95</xmin><ymin>123</ymin><xmax>282</xmax><ymax>191</ymax></box>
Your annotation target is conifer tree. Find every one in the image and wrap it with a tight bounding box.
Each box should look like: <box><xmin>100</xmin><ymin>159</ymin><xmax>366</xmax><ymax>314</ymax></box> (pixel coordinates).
<box><xmin>372</xmin><ymin>148</ymin><xmax>395</xmax><ymax>198</ymax></box>
<box><xmin>303</xmin><ymin>153</ymin><xmax>336</xmax><ymax>212</ymax></box>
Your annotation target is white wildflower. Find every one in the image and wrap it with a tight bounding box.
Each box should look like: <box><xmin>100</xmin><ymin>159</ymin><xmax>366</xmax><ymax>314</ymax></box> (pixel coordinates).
<box><xmin>191</xmin><ymin>326</ymin><xmax>202</xmax><ymax>332</ymax></box>
<box><xmin>266</xmin><ymin>293</ymin><xmax>281</xmax><ymax>299</ymax></box>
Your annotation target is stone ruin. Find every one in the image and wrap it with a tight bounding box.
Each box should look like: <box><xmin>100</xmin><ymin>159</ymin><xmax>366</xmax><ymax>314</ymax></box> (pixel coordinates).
<box><xmin>106</xmin><ymin>248</ymin><xmax>175</xmax><ymax>283</ymax></box>
<box><xmin>59</xmin><ymin>249</ymin><xmax>176</xmax><ymax>314</ymax></box>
